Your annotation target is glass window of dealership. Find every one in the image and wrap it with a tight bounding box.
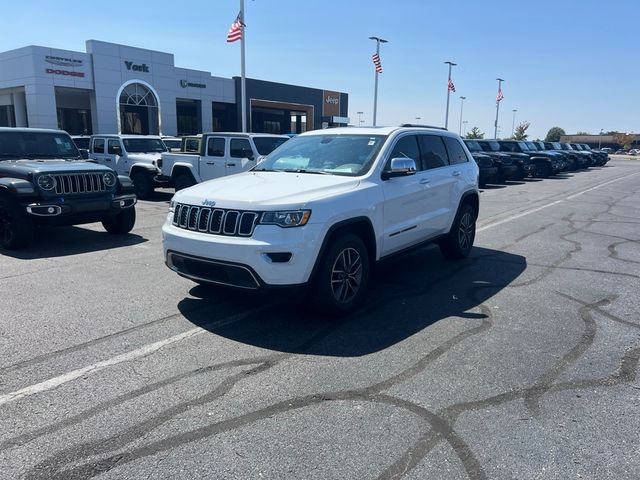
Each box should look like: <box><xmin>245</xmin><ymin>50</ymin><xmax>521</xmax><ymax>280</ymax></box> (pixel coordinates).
<box><xmin>0</xmin><ymin>40</ymin><xmax>349</xmax><ymax>136</ymax></box>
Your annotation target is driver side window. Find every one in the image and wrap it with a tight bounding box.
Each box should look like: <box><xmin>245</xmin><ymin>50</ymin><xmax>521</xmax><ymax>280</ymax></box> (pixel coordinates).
<box><xmin>386</xmin><ymin>135</ymin><xmax>421</xmax><ymax>171</ymax></box>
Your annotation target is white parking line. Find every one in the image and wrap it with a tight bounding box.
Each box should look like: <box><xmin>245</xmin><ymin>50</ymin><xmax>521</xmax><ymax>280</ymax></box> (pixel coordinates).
<box><xmin>0</xmin><ymin>307</ymin><xmax>265</xmax><ymax>407</ymax></box>
<box><xmin>478</xmin><ymin>171</ymin><xmax>640</xmax><ymax>233</ymax></box>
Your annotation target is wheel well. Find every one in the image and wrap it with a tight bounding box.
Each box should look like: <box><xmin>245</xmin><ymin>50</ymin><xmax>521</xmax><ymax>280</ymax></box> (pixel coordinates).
<box><xmin>130</xmin><ymin>166</ymin><xmax>154</xmax><ymax>178</ymax></box>
<box><xmin>311</xmin><ymin>218</ymin><xmax>377</xmax><ymax>279</ymax></box>
<box><xmin>172</xmin><ymin>166</ymin><xmax>196</xmax><ymax>181</ymax></box>
<box><xmin>461</xmin><ymin>192</ymin><xmax>479</xmax><ymax>217</ymax></box>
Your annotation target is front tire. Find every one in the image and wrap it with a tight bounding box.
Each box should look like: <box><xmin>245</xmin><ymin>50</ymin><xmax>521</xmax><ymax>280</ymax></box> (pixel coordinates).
<box><xmin>439</xmin><ymin>203</ymin><xmax>476</xmax><ymax>260</ymax></box>
<box><xmin>102</xmin><ymin>208</ymin><xmax>136</xmax><ymax>234</ymax></box>
<box><xmin>0</xmin><ymin>198</ymin><xmax>33</xmax><ymax>250</ymax></box>
<box><xmin>132</xmin><ymin>172</ymin><xmax>154</xmax><ymax>200</ymax></box>
<box><xmin>311</xmin><ymin>234</ymin><xmax>370</xmax><ymax>316</ymax></box>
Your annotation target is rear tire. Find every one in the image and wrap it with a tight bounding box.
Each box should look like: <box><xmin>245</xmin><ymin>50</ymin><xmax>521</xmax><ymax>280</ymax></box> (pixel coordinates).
<box><xmin>102</xmin><ymin>208</ymin><xmax>136</xmax><ymax>234</ymax></box>
<box><xmin>132</xmin><ymin>172</ymin><xmax>154</xmax><ymax>200</ymax></box>
<box><xmin>0</xmin><ymin>198</ymin><xmax>33</xmax><ymax>250</ymax></box>
<box><xmin>439</xmin><ymin>203</ymin><xmax>476</xmax><ymax>260</ymax></box>
<box><xmin>174</xmin><ymin>173</ymin><xmax>196</xmax><ymax>191</ymax></box>
<box><xmin>311</xmin><ymin>234</ymin><xmax>370</xmax><ymax>316</ymax></box>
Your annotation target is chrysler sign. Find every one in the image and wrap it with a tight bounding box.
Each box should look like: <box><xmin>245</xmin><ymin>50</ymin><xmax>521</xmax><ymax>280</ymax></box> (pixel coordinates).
<box><xmin>45</xmin><ymin>55</ymin><xmax>83</xmax><ymax>67</ymax></box>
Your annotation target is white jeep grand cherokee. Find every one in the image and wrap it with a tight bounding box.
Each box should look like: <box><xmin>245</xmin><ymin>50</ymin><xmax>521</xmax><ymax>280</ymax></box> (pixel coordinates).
<box><xmin>162</xmin><ymin>126</ymin><xmax>479</xmax><ymax>314</ymax></box>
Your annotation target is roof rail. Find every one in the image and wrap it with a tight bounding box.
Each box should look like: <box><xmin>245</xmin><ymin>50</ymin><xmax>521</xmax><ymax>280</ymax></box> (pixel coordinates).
<box><xmin>400</xmin><ymin>124</ymin><xmax>448</xmax><ymax>131</ymax></box>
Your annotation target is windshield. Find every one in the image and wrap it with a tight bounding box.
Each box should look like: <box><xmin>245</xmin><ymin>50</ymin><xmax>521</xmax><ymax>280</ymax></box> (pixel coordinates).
<box><xmin>526</xmin><ymin>142</ymin><xmax>539</xmax><ymax>151</ymax></box>
<box><xmin>464</xmin><ymin>140</ymin><xmax>482</xmax><ymax>152</ymax></box>
<box><xmin>582</xmin><ymin>144</ymin><xmax>592</xmax><ymax>151</ymax></box>
<box><xmin>0</xmin><ymin>131</ymin><xmax>81</xmax><ymax>160</ymax></box>
<box><xmin>498</xmin><ymin>142</ymin><xmax>518</xmax><ymax>152</ymax></box>
<box><xmin>551</xmin><ymin>142</ymin><xmax>562</xmax><ymax>149</ymax></box>
<box><xmin>163</xmin><ymin>139</ymin><xmax>182</xmax><ymax>149</ymax></box>
<box><xmin>517</xmin><ymin>141</ymin><xmax>530</xmax><ymax>151</ymax></box>
<box><xmin>561</xmin><ymin>144</ymin><xmax>573</xmax><ymax>150</ymax></box>
<box><xmin>122</xmin><ymin>138</ymin><xmax>167</xmax><ymax>153</ymax></box>
<box><xmin>481</xmin><ymin>141</ymin><xmax>501</xmax><ymax>152</ymax></box>
<box><xmin>572</xmin><ymin>144</ymin><xmax>583</xmax><ymax>150</ymax></box>
<box><xmin>253</xmin><ymin>137</ymin><xmax>289</xmax><ymax>156</ymax></box>
<box><xmin>254</xmin><ymin>134</ymin><xmax>387</xmax><ymax>176</ymax></box>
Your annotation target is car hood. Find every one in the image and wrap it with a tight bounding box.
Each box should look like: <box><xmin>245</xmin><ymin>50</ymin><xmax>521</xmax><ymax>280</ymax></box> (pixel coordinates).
<box><xmin>0</xmin><ymin>159</ymin><xmax>111</xmax><ymax>176</ymax></box>
<box><xmin>175</xmin><ymin>171</ymin><xmax>361</xmax><ymax>210</ymax></box>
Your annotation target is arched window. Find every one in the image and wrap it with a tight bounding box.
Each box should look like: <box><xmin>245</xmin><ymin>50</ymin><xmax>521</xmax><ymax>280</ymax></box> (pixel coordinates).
<box><xmin>118</xmin><ymin>82</ymin><xmax>160</xmax><ymax>135</ymax></box>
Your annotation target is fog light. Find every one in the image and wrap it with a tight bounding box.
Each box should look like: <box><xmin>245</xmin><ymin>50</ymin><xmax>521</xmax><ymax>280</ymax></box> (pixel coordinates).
<box><xmin>47</xmin><ymin>207</ymin><xmax>55</xmax><ymax>214</ymax></box>
<box><xmin>120</xmin><ymin>200</ymin><xmax>126</xmax><ymax>207</ymax></box>
<box><xmin>264</xmin><ymin>252</ymin><xmax>293</xmax><ymax>263</ymax></box>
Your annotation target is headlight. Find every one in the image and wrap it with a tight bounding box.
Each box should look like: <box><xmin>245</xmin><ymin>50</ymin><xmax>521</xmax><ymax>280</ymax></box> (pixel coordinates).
<box><xmin>260</xmin><ymin>210</ymin><xmax>311</xmax><ymax>227</ymax></box>
<box><xmin>169</xmin><ymin>199</ymin><xmax>177</xmax><ymax>213</ymax></box>
<box><xmin>37</xmin><ymin>174</ymin><xmax>56</xmax><ymax>191</ymax></box>
<box><xmin>103</xmin><ymin>172</ymin><xmax>117</xmax><ymax>188</ymax></box>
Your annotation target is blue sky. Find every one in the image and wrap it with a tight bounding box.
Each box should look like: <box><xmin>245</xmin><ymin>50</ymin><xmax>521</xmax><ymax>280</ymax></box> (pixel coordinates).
<box><xmin>1</xmin><ymin>0</ymin><xmax>637</xmax><ymax>139</ymax></box>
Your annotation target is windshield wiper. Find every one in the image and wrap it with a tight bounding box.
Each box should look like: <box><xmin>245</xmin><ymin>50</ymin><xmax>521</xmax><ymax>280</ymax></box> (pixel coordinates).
<box><xmin>283</xmin><ymin>168</ymin><xmax>331</xmax><ymax>175</ymax></box>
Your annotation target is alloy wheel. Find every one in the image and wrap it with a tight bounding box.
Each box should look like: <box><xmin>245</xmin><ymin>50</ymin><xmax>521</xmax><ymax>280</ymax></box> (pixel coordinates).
<box><xmin>330</xmin><ymin>247</ymin><xmax>363</xmax><ymax>304</ymax></box>
<box><xmin>458</xmin><ymin>212</ymin><xmax>474</xmax><ymax>250</ymax></box>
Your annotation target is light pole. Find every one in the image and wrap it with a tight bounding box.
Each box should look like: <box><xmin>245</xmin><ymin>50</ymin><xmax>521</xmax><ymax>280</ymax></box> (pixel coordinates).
<box><xmin>415</xmin><ymin>116</ymin><xmax>421</xmax><ymax>123</ymax></box>
<box><xmin>511</xmin><ymin>109</ymin><xmax>517</xmax><ymax>137</ymax></box>
<box><xmin>369</xmin><ymin>36</ymin><xmax>388</xmax><ymax>126</ymax></box>
<box><xmin>599</xmin><ymin>128</ymin><xmax>604</xmax><ymax>149</ymax></box>
<box><xmin>357</xmin><ymin>111</ymin><xmax>364</xmax><ymax>127</ymax></box>
<box><xmin>462</xmin><ymin>120</ymin><xmax>468</xmax><ymax>135</ymax></box>
<box><xmin>444</xmin><ymin>61</ymin><xmax>457</xmax><ymax>129</ymax></box>
<box><xmin>458</xmin><ymin>96</ymin><xmax>466</xmax><ymax>136</ymax></box>
<box><xmin>494</xmin><ymin>77</ymin><xmax>504</xmax><ymax>139</ymax></box>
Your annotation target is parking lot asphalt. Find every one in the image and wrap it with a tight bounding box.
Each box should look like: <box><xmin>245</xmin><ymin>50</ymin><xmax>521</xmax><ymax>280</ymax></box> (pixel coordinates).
<box><xmin>1</xmin><ymin>159</ymin><xmax>639</xmax><ymax>480</ymax></box>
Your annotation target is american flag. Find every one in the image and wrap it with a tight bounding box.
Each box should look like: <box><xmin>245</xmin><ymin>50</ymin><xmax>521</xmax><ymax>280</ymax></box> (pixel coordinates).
<box><xmin>448</xmin><ymin>78</ymin><xmax>456</xmax><ymax>92</ymax></box>
<box><xmin>372</xmin><ymin>53</ymin><xmax>383</xmax><ymax>73</ymax></box>
<box><xmin>226</xmin><ymin>12</ymin><xmax>244</xmax><ymax>43</ymax></box>
<box><xmin>496</xmin><ymin>88</ymin><xmax>504</xmax><ymax>102</ymax></box>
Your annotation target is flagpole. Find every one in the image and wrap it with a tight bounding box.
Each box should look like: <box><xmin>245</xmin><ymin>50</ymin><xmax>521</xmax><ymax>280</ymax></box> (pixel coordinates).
<box><xmin>494</xmin><ymin>77</ymin><xmax>504</xmax><ymax>139</ymax></box>
<box><xmin>444</xmin><ymin>61</ymin><xmax>456</xmax><ymax>129</ymax></box>
<box><xmin>240</xmin><ymin>0</ymin><xmax>247</xmax><ymax>133</ymax></box>
<box><xmin>369</xmin><ymin>36</ymin><xmax>387</xmax><ymax>127</ymax></box>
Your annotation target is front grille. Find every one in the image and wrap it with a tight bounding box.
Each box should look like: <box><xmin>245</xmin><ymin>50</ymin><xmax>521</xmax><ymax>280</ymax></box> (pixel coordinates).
<box><xmin>172</xmin><ymin>203</ymin><xmax>260</xmax><ymax>237</ymax></box>
<box><xmin>476</xmin><ymin>157</ymin><xmax>493</xmax><ymax>168</ymax></box>
<box><xmin>53</xmin><ymin>173</ymin><xmax>108</xmax><ymax>195</ymax></box>
<box><xmin>500</xmin><ymin>157</ymin><xmax>513</xmax><ymax>166</ymax></box>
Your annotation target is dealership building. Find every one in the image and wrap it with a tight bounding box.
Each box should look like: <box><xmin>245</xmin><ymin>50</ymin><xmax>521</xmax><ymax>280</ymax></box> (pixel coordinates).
<box><xmin>0</xmin><ymin>40</ymin><xmax>349</xmax><ymax>136</ymax></box>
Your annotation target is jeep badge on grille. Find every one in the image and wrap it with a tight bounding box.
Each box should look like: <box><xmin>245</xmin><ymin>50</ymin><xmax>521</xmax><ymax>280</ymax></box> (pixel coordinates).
<box><xmin>202</xmin><ymin>199</ymin><xmax>216</xmax><ymax>207</ymax></box>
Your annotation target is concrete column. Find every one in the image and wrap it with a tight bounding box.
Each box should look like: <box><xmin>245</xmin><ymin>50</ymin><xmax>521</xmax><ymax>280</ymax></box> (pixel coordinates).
<box><xmin>201</xmin><ymin>101</ymin><xmax>213</xmax><ymax>133</ymax></box>
<box><xmin>11</xmin><ymin>92</ymin><xmax>28</xmax><ymax>127</ymax></box>
<box><xmin>24</xmin><ymin>83</ymin><xmax>57</xmax><ymax>129</ymax></box>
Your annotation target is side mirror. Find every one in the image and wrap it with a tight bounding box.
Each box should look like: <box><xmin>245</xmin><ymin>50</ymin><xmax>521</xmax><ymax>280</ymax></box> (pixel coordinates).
<box><xmin>382</xmin><ymin>158</ymin><xmax>417</xmax><ymax>179</ymax></box>
<box><xmin>112</xmin><ymin>146</ymin><xmax>122</xmax><ymax>156</ymax></box>
<box><xmin>244</xmin><ymin>150</ymin><xmax>255</xmax><ymax>161</ymax></box>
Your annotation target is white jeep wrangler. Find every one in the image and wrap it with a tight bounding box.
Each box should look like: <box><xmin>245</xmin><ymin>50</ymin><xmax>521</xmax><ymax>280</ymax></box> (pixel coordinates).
<box><xmin>162</xmin><ymin>126</ymin><xmax>480</xmax><ymax>314</ymax></box>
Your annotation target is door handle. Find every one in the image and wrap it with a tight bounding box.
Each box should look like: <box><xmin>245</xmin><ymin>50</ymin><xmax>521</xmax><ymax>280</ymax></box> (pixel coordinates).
<box><xmin>227</xmin><ymin>163</ymin><xmax>237</xmax><ymax>167</ymax></box>
<box><xmin>206</xmin><ymin>162</ymin><xmax>215</xmax><ymax>165</ymax></box>
<box><xmin>419</xmin><ymin>178</ymin><xmax>430</xmax><ymax>185</ymax></box>
<box><xmin>104</xmin><ymin>158</ymin><xmax>112</xmax><ymax>162</ymax></box>
<box><xmin>452</xmin><ymin>170</ymin><xmax>461</xmax><ymax>176</ymax></box>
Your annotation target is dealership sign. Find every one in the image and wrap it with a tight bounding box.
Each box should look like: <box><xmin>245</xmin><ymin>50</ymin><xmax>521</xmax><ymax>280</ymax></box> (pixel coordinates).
<box><xmin>124</xmin><ymin>61</ymin><xmax>150</xmax><ymax>73</ymax></box>
<box><xmin>45</xmin><ymin>55</ymin><xmax>83</xmax><ymax>67</ymax></box>
<box><xmin>322</xmin><ymin>90</ymin><xmax>341</xmax><ymax>116</ymax></box>
<box><xmin>180</xmin><ymin>80</ymin><xmax>206</xmax><ymax>89</ymax></box>
<box><xmin>45</xmin><ymin>69</ymin><xmax>85</xmax><ymax>78</ymax></box>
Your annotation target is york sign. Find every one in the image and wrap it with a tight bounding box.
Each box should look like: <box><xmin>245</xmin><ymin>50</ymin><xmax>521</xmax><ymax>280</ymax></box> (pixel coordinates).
<box><xmin>124</xmin><ymin>61</ymin><xmax>150</xmax><ymax>73</ymax></box>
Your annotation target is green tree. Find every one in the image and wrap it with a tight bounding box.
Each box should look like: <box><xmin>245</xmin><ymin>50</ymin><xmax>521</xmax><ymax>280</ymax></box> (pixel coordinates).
<box><xmin>465</xmin><ymin>127</ymin><xmax>484</xmax><ymax>139</ymax></box>
<box><xmin>512</xmin><ymin>121</ymin><xmax>530</xmax><ymax>140</ymax></box>
<box><xmin>613</xmin><ymin>133</ymin><xmax>635</xmax><ymax>149</ymax></box>
<box><xmin>545</xmin><ymin>127</ymin><xmax>566</xmax><ymax>142</ymax></box>
<box><xmin>575</xmin><ymin>131</ymin><xmax>590</xmax><ymax>135</ymax></box>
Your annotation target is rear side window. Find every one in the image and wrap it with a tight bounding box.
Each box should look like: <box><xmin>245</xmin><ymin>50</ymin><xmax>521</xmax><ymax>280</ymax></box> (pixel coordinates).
<box><xmin>387</xmin><ymin>135</ymin><xmax>421</xmax><ymax>169</ymax></box>
<box><xmin>230</xmin><ymin>138</ymin><xmax>252</xmax><ymax>158</ymax></box>
<box><xmin>207</xmin><ymin>137</ymin><xmax>225</xmax><ymax>157</ymax></box>
<box><xmin>92</xmin><ymin>138</ymin><xmax>105</xmax><ymax>154</ymax></box>
<box><xmin>418</xmin><ymin>135</ymin><xmax>449</xmax><ymax>170</ymax></box>
<box><xmin>107</xmin><ymin>139</ymin><xmax>120</xmax><ymax>154</ymax></box>
<box><xmin>443</xmin><ymin>137</ymin><xmax>469</xmax><ymax>165</ymax></box>
<box><xmin>184</xmin><ymin>139</ymin><xmax>200</xmax><ymax>152</ymax></box>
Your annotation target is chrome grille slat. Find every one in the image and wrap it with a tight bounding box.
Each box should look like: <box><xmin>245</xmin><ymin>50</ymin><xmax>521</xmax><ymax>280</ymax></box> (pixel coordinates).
<box><xmin>173</xmin><ymin>203</ymin><xmax>259</xmax><ymax>238</ymax></box>
<box><xmin>51</xmin><ymin>173</ymin><xmax>109</xmax><ymax>195</ymax></box>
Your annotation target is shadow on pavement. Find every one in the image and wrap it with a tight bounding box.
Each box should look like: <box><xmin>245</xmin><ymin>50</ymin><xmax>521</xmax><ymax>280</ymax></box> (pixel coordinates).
<box><xmin>179</xmin><ymin>245</ymin><xmax>526</xmax><ymax>357</ymax></box>
<box><xmin>0</xmin><ymin>226</ymin><xmax>147</xmax><ymax>259</ymax></box>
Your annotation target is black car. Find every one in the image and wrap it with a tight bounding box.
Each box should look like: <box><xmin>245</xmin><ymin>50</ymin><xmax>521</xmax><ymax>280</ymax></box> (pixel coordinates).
<box><xmin>560</xmin><ymin>143</ymin><xmax>592</xmax><ymax>168</ymax></box>
<box><xmin>541</xmin><ymin>142</ymin><xmax>583</xmax><ymax>170</ymax></box>
<box><xmin>526</xmin><ymin>141</ymin><xmax>570</xmax><ymax>171</ymax></box>
<box><xmin>476</xmin><ymin>139</ymin><xmax>536</xmax><ymax>180</ymax></box>
<box><xmin>496</xmin><ymin>140</ymin><xmax>561</xmax><ymax>177</ymax></box>
<box><xmin>0</xmin><ymin>128</ymin><xmax>137</xmax><ymax>250</ymax></box>
<box><xmin>465</xmin><ymin>139</ymin><xmax>519</xmax><ymax>182</ymax></box>
<box><xmin>579</xmin><ymin>144</ymin><xmax>609</xmax><ymax>166</ymax></box>
<box><xmin>463</xmin><ymin>142</ymin><xmax>499</xmax><ymax>185</ymax></box>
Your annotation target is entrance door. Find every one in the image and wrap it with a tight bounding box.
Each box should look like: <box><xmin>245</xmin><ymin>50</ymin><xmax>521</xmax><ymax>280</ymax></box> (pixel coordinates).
<box><xmin>119</xmin><ymin>83</ymin><xmax>159</xmax><ymax>135</ymax></box>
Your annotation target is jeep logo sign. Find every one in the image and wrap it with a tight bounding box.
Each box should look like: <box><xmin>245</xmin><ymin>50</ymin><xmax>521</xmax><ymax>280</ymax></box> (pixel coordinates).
<box><xmin>124</xmin><ymin>61</ymin><xmax>150</xmax><ymax>73</ymax></box>
<box><xmin>180</xmin><ymin>80</ymin><xmax>207</xmax><ymax>89</ymax></box>
<box><xmin>322</xmin><ymin>90</ymin><xmax>341</xmax><ymax>116</ymax></box>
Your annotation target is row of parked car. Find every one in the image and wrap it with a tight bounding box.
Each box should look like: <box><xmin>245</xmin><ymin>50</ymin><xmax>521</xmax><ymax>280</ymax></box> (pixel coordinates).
<box><xmin>463</xmin><ymin>139</ymin><xmax>610</xmax><ymax>186</ymax></box>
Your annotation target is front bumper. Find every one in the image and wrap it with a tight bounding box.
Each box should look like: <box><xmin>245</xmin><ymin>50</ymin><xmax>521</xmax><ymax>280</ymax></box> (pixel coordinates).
<box><xmin>162</xmin><ymin>219</ymin><xmax>325</xmax><ymax>287</ymax></box>
<box><xmin>499</xmin><ymin>164</ymin><xmax>520</xmax><ymax>180</ymax></box>
<box><xmin>24</xmin><ymin>194</ymin><xmax>136</xmax><ymax>224</ymax></box>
